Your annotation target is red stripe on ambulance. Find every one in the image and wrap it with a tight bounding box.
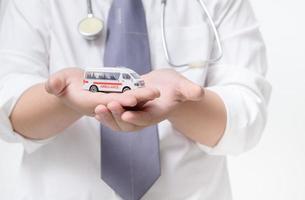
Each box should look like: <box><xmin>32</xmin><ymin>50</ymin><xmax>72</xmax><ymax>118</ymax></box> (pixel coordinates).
<box><xmin>93</xmin><ymin>82</ymin><xmax>122</xmax><ymax>86</ymax></box>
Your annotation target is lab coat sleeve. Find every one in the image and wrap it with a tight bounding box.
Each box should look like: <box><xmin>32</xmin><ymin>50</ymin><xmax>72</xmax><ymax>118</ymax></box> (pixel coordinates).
<box><xmin>196</xmin><ymin>0</ymin><xmax>272</xmax><ymax>155</ymax></box>
<box><xmin>0</xmin><ymin>0</ymin><xmax>53</xmax><ymax>153</ymax></box>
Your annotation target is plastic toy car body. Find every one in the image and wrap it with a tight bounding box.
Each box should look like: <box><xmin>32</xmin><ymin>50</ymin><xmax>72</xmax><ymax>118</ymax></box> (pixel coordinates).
<box><xmin>83</xmin><ymin>67</ymin><xmax>145</xmax><ymax>93</ymax></box>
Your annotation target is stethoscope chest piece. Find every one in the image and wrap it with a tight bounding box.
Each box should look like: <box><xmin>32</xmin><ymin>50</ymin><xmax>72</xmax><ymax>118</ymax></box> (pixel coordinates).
<box><xmin>78</xmin><ymin>14</ymin><xmax>104</xmax><ymax>40</ymax></box>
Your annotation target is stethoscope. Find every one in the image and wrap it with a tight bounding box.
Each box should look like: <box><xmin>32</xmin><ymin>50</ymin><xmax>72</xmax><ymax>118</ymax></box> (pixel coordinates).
<box><xmin>78</xmin><ymin>0</ymin><xmax>223</xmax><ymax>68</ymax></box>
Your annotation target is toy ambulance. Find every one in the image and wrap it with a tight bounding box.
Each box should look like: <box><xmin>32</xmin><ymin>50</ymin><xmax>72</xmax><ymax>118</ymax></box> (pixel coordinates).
<box><xmin>83</xmin><ymin>67</ymin><xmax>145</xmax><ymax>93</ymax></box>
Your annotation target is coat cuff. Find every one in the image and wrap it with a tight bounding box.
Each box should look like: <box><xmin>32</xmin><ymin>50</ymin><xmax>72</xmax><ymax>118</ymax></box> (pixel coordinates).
<box><xmin>196</xmin><ymin>86</ymin><xmax>244</xmax><ymax>155</ymax></box>
<box><xmin>0</xmin><ymin>74</ymin><xmax>55</xmax><ymax>153</ymax></box>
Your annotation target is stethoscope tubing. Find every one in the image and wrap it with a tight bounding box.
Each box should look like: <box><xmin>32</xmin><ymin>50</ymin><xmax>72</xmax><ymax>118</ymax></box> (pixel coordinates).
<box><xmin>161</xmin><ymin>0</ymin><xmax>223</xmax><ymax>67</ymax></box>
<box><xmin>84</xmin><ymin>0</ymin><xmax>223</xmax><ymax>67</ymax></box>
<box><xmin>87</xmin><ymin>0</ymin><xmax>93</xmax><ymax>16</ymax></box>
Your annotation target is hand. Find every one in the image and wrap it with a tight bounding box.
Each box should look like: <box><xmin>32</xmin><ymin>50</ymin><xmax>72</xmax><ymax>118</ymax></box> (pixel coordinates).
<box><xmin>95</xmin><ymin>68</ymin><xmax>204</xmax><ymax>131</ymax></box>
<box><xmin>45</xmin><ymin>68</ymin><xmax>160</xmax><ymax>117</ymax></box>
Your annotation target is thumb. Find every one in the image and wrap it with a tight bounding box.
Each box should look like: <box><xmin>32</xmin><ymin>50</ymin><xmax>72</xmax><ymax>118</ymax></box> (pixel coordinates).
<box><xmin>179</xmin><ymin>79</ymin><xmax>205</xmax><ymax>101</ymax></box>
<box><xmin>45</xmin><ymin>71</ymin><xmax>68</xmax><ymax>97</ymax></box>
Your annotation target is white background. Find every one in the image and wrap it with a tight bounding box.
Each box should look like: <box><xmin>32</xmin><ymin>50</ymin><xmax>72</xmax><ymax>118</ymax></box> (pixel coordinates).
<box><xmin>0</xmin><ymin>0</ymin><xmax>305</xmax><ymax>199</ymax></box>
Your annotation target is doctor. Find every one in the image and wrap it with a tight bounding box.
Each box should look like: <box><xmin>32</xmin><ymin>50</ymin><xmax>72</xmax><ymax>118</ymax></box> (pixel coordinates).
<box><xmin>0</xmin><ymin>0</ymin><xmax>271</xmax><ymax>200</ymax></box>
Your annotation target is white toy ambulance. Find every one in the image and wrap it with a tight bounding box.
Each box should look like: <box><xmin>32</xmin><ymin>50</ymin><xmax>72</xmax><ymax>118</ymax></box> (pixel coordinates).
<box><xmin>83</xmin><ymin>67</ymin><xmax>145</xmax><ymax>93</ymax></box>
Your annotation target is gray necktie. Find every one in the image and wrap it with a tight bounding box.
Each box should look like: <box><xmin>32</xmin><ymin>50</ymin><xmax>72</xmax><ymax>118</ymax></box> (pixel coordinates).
<box><xmin>101</xmin><ymin>0</ymin><xmax>161</xmax><ymax>200</ymax></box>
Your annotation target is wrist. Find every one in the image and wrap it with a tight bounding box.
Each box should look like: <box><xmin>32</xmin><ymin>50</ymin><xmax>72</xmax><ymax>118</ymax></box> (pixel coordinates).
<box><xmin>167</xmin><ymin>104</ymin><xmax>183</xmax><ymax>123</ymax></box>
<box><xmin>47</xmin><ymin>89</ymin><xmax>84</xmax><ymax>118</ymax></box>
<box><xmin>60</xmin><ymin>98</ymin><xmax>85</xmax><ymax>117</ymax></box>
<box><xmin>167</xmin><ymin>100</ymin><xmax>195</xmax><ymax>122</ymax></box>
<box><xmin>168</xmin><ymin>89</ymin><xmax>205</xmax><ymax>122</ymax></box>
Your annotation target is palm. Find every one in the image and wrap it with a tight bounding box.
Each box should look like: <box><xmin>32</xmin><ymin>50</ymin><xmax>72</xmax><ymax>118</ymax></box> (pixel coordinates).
<box><xmin>61</xmin><ymin>69</ymin><xmax>102</xmax><ymax>115</ymax></box>
<box><xmin>140</xmin><ymin>69</ymin><xmax>193</xmax><ymax>120</ymax></box>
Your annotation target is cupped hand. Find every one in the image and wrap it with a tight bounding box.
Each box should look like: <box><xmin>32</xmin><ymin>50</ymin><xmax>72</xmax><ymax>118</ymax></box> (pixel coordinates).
<box><xmin>95</xmin><ymin>68</ymin><xmax>204</xmax><ymax>131</ymax></box>
<box><xmin>45</xmin><ymin>68</ymin><xmax>160</xmax><ymax>116</ymax></box>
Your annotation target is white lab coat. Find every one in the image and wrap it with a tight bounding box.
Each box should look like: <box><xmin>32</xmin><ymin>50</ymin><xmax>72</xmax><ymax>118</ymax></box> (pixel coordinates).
<box><xmin>0</xmin><ymin>0</ymin><xmax>271</xmax><ymax>199</ymax></box>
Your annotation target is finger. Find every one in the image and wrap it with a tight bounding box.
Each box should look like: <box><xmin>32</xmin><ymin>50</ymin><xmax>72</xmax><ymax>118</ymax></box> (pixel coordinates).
<box><xmin>107</xmin><ymin>102</ymin><xmax>130</xmax><ymax>130</ymax></box>
<box><xmin>91</xmin><ymin>92</ymin><xmax>138</xmax><ymax>108</ymax></box>
<box><xmin>178</xmin><ymin>79</ymin><xmax>205</xmax><ymax>101</ymax></box>
<box><xmin>121</xmin><ymin>110</ymin><xmax>154</xmax><ymax>127</ymax></box>
<box><xmin>107</xmin><ymin>102</ymin><xmax>144</xmax><ymax>131</ymax></box>
<box><xmin>125</xmin><ymin>87</ymin><xmax>160</xmax><ymax>103</ymax></box>
<box><xmin>45</xmin><ymin>68</ymin><xmax>84</xmax><ymax>96</ymax></box>
<box><xmin>95</xmin><ymin>105</ymin><xmax>121</xmax><ymax>131</ymax></box>
<box><xmin>45</xmin><ymin>73</ymin><xmax>67</xmax><ymax>96</ymax></box>
<box><xmin>107</xmin><ymin>101</ymin><xmax>125</xmax><ymax>116</ymax></box>
<box><xmin>90</xmin><ymin>87</ymin><xmax>159</xmax><ymax>109</ymax></box>
<box><xmin>123</xmin><ymin>87</ymin><xmax>160</xmax><ymax>108</ymax></box>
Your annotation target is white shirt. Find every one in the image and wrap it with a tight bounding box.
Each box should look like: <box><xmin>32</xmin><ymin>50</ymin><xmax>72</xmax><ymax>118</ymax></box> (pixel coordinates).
<box><xmin>0</xmin><ymin>0</ymin><xmax>271</xmax><ymax>199</ymax></box>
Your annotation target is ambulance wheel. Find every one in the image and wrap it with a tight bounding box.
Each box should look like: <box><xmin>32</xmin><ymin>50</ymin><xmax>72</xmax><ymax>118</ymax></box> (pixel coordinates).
<box><xmin>89</xmin><ymin>85</ymin><xmax>99</xmax><ymax>93</ymax></box>
<box><xmin>122</xmin><ymin>87</ymin><xmax>131</xmax><ymax>93</ymax></box>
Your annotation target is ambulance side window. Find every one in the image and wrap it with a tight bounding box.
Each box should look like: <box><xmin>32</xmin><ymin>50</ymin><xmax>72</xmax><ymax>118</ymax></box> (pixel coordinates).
<box><xmin>86</xmin><ymin>72</ymin><xmax>95</xmax><ymax>79</ymax></box>
<box><xmin>86</xmin><ymin>72</ymin><xmax>100</xmax><ymax>79</ymax></box>
<box><xmin>104</xmin><ymin>72</ymin><xmax>120</xmax><ymax>80</ymax></box>
<box><xmin>123</xmin><ymin>73</ymin><xmax>131</xmax><ymax>80</ymax></box>
<box><xmin>86</xmin><ymin>72</ymin><xmax>120</xmax><ymax>80</ymax></box>
<box><xmin>98</xmin><ymin>73</ymin><xmax>105</xmax><ymax>79</ymax></box>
